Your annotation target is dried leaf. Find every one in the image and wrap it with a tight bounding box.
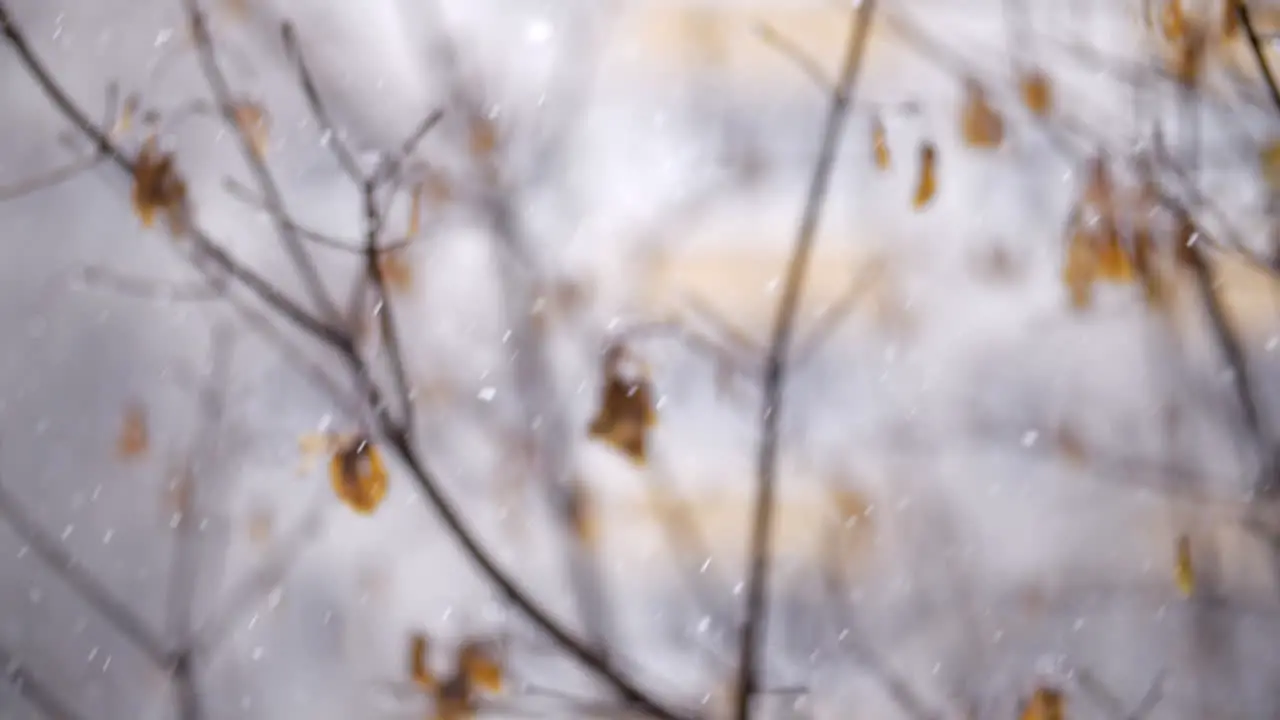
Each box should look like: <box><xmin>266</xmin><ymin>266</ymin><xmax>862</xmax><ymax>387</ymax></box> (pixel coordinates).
<box><xmin>1133</xmin><ymin>227</ymin><xmax>1172</xmax><ymax>310</ymax></box>
<box><xmin>1020</xmin><ymin>69</ymin><xmax>1053</xmax><ymax>117</ymax></box>
<box><xmin>567</xmin><ymin>486</ymin><xmax>597</xmax><ymax>547</ymax></box>
<box><xmin>1055</xmin><ymin>425</ymin><xmax>1088</xmax><ymax>467</ymax></box>
<box><xmin>409</xmin><ymin>633</ymin><xmax>436</xmax><ymax>690</ymax></box>
<box><xmin>960</xmin><ymin>78</ymin><xmax>1005</xmax><ymax>149</ymax></box>
<box><xmin>1173</xmin><ymin>215</ymin><xmax>1198</xmax><ymax>269</ymax></box>
<box><xmin>1223</xmin><ymin>0</ymin><xmax>1240</xmax><ymax>38</ymax></box>
<box><xmin>408</xmin><ymin>184</ymin><xmax>423</xmax><ymax>238</ymax></box>
<box><xmin>457</xmin><ymin>640</ymin><xmax>503</xmax><ymax>694</ymax></box>
<box><xmin>231</xmin><ymin>101</ymin><xmax>270</xmax><ymax>159</ymax></box>
<box><xmin>113</xmin><ymin>95</ymin><xmax>139</xmax><ymax>137</ymax></box>
<box><xmin>434</xmin><ymin>674</ymin><xmax>476</xmax><ymax>720</ymax></box>
<box><xmin>913</xmin><ymin>142</ymin><xmax>937</xmax><ymax>210</ymax></box>
<box><xmin>246</xmin><ymin>507</ymin><xmax>273</xmax><ymax>547</ymax></box>
<box><xmin>1162</xmin><ymin>0</ymin><xmax>1187</xmax><ymax>41</ymax></box>
<box><xmin>1083</xmin><ymin>155</ymin><xmax>1113</xmax><ymax>213</ymax></box>
<box><xmin>871</xmin><ymin>115</ymin><xmax>890</xmax><ymax>170</ymax></box>
<box><xmin>588</xmin><ymin>345</ymin><xmax>657</xmax><ymax>465</ymax></box>
<box><xmin>1095</xmin><ymin>234</ymin><xmax>1135</xmax><ymax>282</ymax></box>
<box><xmin>329</xmin><ymin>436</ymin><xmax>389</xmax><ymax>515</ymax></box>
<box><xmin>1063</xmin><ymin>226</ymin><xmax>1098</xmax><ymax>310</ymax></box>
<box><xmin>378</xmin><ymin>249</ymin><xmax>414</xmax><ymax>294</ymax></box>
<box><xmin>1171</xmin><ymin>26</ymin><xmax>1207</xmax><ymax>87</ymax></box>
<box><xmin>131</xmin><ymin>137</ymin><xmax>188</xmax><ymax>237</ymax></box>
<box><xmin>469</xmin><ymin>117</ymin><xmax>497</xmax><ymax>159</ymax></box>
<box><xmin>117</xmin><ymin>403</ymin><xmax>150</xmax><ymax>459</ymax></box>
<box><xmin>1175</xmin><ymin>533</ymin><xmax>1195</xmax><ymax>597</ymax></box>
<box><xmin>423</xmin><ymin>169</ymin><xmax>454</xmax><ymax>206</ymax></box>
<box><xmin>1259</xmin><ymin>140</ymin><xmax>1280</xmax><ymax>192</ymax></box>
<box><xmin>1020</xmin><ymin>686</ymin><xmax>1065</xmax><ymax>720</ymax></box>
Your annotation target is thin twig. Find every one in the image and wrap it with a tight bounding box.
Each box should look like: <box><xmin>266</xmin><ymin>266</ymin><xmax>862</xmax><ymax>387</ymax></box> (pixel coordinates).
<box><xmin>0</xmin><ymin>478</ymin><xmax>168</xmax><ymax>665</ymax></box>
<box><xmin>280</xmin><ymin>23</ymin><xmax>363</xmax><ymax>182</ymax></box>
<box><xmin>752</xmin><ymin>22</ymin><xmax>833</xmax><ymax>92</ymax></box>
<box><xmin>183</xmin><ymin>0</ymin><xmax>341</xmax><ymax>325</ymax></box>
<box><xmin>734</xmin><ymin>3</ymin><xmax>878</xmax><ymax>718</ymax></box>
<box><xmin>373</xmin><ymin>109</ymin><xmax>446</xmax><ymax>186</ymax></box>
<box><xmin>223</xmin><ymin>177</ymin><xmax>417</xmax><ymax>254</ymax></box>
<box><xmin>0</xmin><ymin>640</ymin><xmax>85</xmax><ymax>720</ymax></box>
<box><xmin>1238</xmin><ymin>1</ymin><xmax>1280</xmax><ymax>113</ymax></box>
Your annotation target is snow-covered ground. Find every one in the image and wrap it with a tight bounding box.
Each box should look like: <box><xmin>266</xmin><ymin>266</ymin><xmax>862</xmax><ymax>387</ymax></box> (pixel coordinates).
<box><xmin>3</xmin><ymin>0</ymin><xmax>1280</xmax><ymax>717</ymax></box>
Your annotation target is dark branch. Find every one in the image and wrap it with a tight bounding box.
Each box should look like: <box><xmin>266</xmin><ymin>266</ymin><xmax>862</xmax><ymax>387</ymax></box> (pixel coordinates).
<box><xmin>734</xmin><ymin>3</ymin><xmax>879</xmax><ymax>718</ymax></box>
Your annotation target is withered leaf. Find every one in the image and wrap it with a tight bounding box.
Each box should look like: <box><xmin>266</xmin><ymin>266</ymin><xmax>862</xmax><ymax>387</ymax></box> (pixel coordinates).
<box><xmin>960</xmin><ymin>78</ymin><xmax>1004</xmax><ymax>149</ymax></box>
<box><xmin>456</xmin><ymin>639</ymin><xmax>503</xmax><ymax>694</ymax></box>
<box><xmin>588</xmin><ymin>345</ymin><xmax>657</xmax><ymax>465</ymax></box>
<box><xmin>131</xmin><ymin>137</ymin><xmax>188</xmax><ymax>237</ymax></box>
<box><xmin>468</xmin><ymin>117</ymin><xmax>498</xmax><ymax>160</ymax></box>
<box><xmin>1171</xmin><ymin>26</ymin><xmax>1207</xmax><ymax>87</ymax></box>
<box><xmin>1095</xmin><ymin>233</ymin><xmax>1135</xmax><ymax>282</ymax></box>
<box><xmin>113</xmin><ymin>95</ymin><xmax>139</xmax><ymax>137</ymax></box>
<box><xmin>117</xmin><ymin>403</ymin><xmax>150</xmax><ymax>460</ymax></box>
<box><xmin>1259</xmin><ymin>140</ymin><xmax>1280</xmax><ymax>192</ymax></box>
<box><xmin>1223</xmin><ymin>0</ymin><xmax>1240</xmax><ymax>38</ymax></box>
<box><xmin>409</xmin><ymin>632</ymin><xmax>436</xmax><ymax>690</ymax></box>
<box><xmin>1162</xmin><ymin>0</ymin><xmax>1187</xmax><ymax>41</ymax></box>
<box><xmin>871</xmin><ymin>115</ymin><xmax>890</xmax><ymax>170</ymax></box>
<box><xmin>377</xmin><ymin>248</ymin><xmax>414</xmax><ymax>294</ymax></box>
<box><xmin>1020</xmin><ymin>686</ymin><xmax>1065</xmax><ymax>720</ymax></box>
<box><xmin>408</xmin><ymin>183</ymin><xmax>423</xmax><ymax>238</ymax></box>
<box><xmin>1175</xmin><ymin>533</ymin><xmax>1195</xmax><ymax>597</ymax></box>
<box><xmin>913</xmin><ymin>142</ymin><xmax>938</xmax><ymax>210</ymax></box>
<box><xmin>1063</xmin><ymin>226</ymin><xmax>1098</xmax><ymax>310</ymax></box>
<box><xmin>567</xmin><ymin>486</ymin><xmax>598</xmax><ymax>547</ymax></box>
<box><xmin>329</xmin><ymin>436</ymin><xmax>389</xmax><ymax>515</ymax></box>
<box><xmin>1020</xmin><ymin>69</ymin><xmax>1053</xmax><ymax>117</ymax></box>
<box><xmin>434</xmin><ymin>674</ymin><xmax>477</xmax><ymax>720</ymax></box>
<box><xmin>231</xmin><ymin>101</ymin><xmax>270</xmax><ymax>159</ymax></box>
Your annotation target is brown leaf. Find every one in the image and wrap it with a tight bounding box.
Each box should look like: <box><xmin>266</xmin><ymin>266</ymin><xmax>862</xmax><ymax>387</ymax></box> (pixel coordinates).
<box><xmin>1020</xmin><ymin>686</ymin><xmax>1065</xmax><ymax>720</ymax></box>
<box><xmin>329</xmin><ymin>436</ymin><xmax>389</xmax><ymax>515</ymax></box>
<box><xmin>1162</xmin><ymin>0</ymin><xmax>1187</xmax><ymax>41</ymax></box>
<box><xmin>1223</xmin><ymin>0</ymin><xmax>1240</xmax><ymax>38</ymax></box>
<box><xmin>960</xmin><ymin>78</ymin><xmax>1004</xmax><ymax>149</ymax></box>
<box><xmin>1063</xmin><ymin>226</ymin><xmax>1098</xmax><ymax>310</ymax></box>
<box><xmin>871</xmin><ymin>115</ymin><xmax>890</xmax><ymax>170</ymax></box>
<box><xmin>231</xmin><ymin>101</ymin><xmax>270</xmax><ymax>159</ymax></box>
<box><xmin>913</xmin><ymin>142</ymin><xmax>937</xmax><ymax>210</ymax></box>
<box><xmin>434</xmin><ymin>674</ymin><xmax>476</xmax><ymax>720</ymax></box>
<box><xmin>409</xmin><ymin>633</ymin><xmax>436</xmax><ymax>690</ymax></box>
<box><xmin>131</xmin><ymin>137</ymin><xmax>188</xmax><ymax>237</ymax></box>
<box><xmin>246</xmin><ymin>507</ymin><xmax>273</xmax><ymax>547</ymax></box>
<box><xmin>423</xmin><ymin>169</ymin><xmax>454</xmax><ymax>206</ymax></box>
<box><xmin>117</xmin><ymin>403</ymin><xmax>150</xmax><ymax>460</ymax></box>
<box><xmin>1055</xmin><ymin>424</ymin><xmax>1088</xmax><ymax>467</ymax></box>
<box><xmin>408</xmin><ymin>184</ymin><xmax>423</xmax><ymax>238</ymax></box>
<box><xmin>567</xmin><ymin>486</ymin><xmax>598</xmax><ymax>547</ymax></box>
<box><xmin>1171</xmin><ymin>25</ymin><xmax>1207</xmax><ymax>87</ymax></box>
<box><xmin>588</xmin><ymin>345</ymin><xmax>657</xmax><ymax>465</ymax></box>
<box><xmin>456</xmin><ymin>639</ymin><xmax>503</xmax><ymax>694</ymax></box>
<box><xmin>1175</xmin><ymin>533</ymin><xmax>1195</xmax><ymax>597</ymax></box>
<box><xmin>1095</xmin><ymin>234</ymin><xmax>1135</xmax><ymax>282</ymax></box>
<box><xmin>164</xmin><ymin>468</ymin><xmax>194</xmax><ymax>517</ymax></box>
<box><xmin>378</xmin><ymin>249</ymin><xmax>414</xmax><ymax>294</ymax></box>
<box><xmin>468</xmin><ymin>117</ymin><xmax>498</xmax><ymax>159</ymax></box>
<box><xmin>1019</xmin><ymin>69</ymin><xmax>1053</xmax><ymax>117</ymax></box>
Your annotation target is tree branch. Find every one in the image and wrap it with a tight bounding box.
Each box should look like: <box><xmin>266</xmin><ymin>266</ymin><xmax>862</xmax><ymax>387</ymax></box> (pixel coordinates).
<box><xmin>734</xmin><ymin>3</ymin><xmax>879</xmax><ymax>717</ymax></box>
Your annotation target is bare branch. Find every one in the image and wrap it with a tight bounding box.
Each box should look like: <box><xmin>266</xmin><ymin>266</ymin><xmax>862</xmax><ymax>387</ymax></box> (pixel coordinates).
<box><xmin>0</xmin><ymin>477</ymin><xmax>168</xmax><ymax>665</ymax></box>
<box><xmin>182</xmin><ymin>0</ymin><xmax>341</xmax><ymax>325</ymax></box>
<box><xmin>0</xmin><ymin>640</ymin><xmax>86</xmax><ymax>720</ymax></box>
<box><xmin>1237</xmin><ymin>1</ymin><xmax>1280</xmax><ymax>113</ymax></box>
<box><xmin>752</xmin><ymin>22</ymin><xmax>833</xmax><ymax>92</ymax></box>
<box><xmin>734</xmin><ymin>3</ymin><xmax>879</xmax><ymax>717</ymax></box>
<box><xmin>279</xmin><ymin>22</ymin><xmax>363</xmax><ymax>182</ymax></box>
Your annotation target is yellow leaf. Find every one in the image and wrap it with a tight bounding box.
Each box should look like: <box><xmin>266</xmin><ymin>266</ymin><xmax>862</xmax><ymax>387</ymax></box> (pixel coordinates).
<box><xmin>587</xmin><ymin>345</ymin><xmax>657</xmax><ymax>465</ymax></box>
<box><xmin>1170</xmin><ymin>27</ymin><xmax>1207</xmax><ymax>87</ymax></box>
<box><xmin>469</xmin><ymin>117</ymin><xmax>497</xmax><ymax>159</ymax></box>
<box><xmin>960</xmin><ymin>78</ymin><xmax>1004</xmax><ymax>149</ymax></box>
<box><xmin>378</xmin><ymin>249</ymin><xmax>415</xmax><ymax>294</ymax></box>
<box><xmin>912</xmin><ymin>142</ymin><xmax>937</xmax><ymax>210</ymax></box>
<box><xmin>1095</xmin><ymin>234</ymin><xmax>1135</xmax><ymax>282</ymax></box>
<box><xmin>457</xmin><ymin>640</ymin><xmax>503</xmax><ymax>694</ymax></box>
<box><xmin>1020</xmin><ymin>686</ymin><xmax>1065</xmax><ymax>720</ymax></box>
<box><xmin>117</xmin><ymin>403</ymin><xmax>150</xmax><ymax>460</ymax></box>
<box><xmin>409</xmin><ymin>633</ymin><xmax>436</xmax><ymax>690</ymax></box>
<box><xmin>1162</xmin><ymin>0</ymin><xmax>1187</xmax><ymax>41</ymax></box>
<box><xmin>1175</xmin><ymin>533</ymin><xmax>1195</xmax><ymax>597</ymax></box>
<box><xmin>1063</xmin><ymin>227</ymin><xmax>1098</xmax><ymax>310</ymax></box>
<box><xmin>131</xmin><ymin>137</ymin><xmax>188</xmax><ymax>237</ymax></box>
<box><xmin>1223</xmin><ymin>0</ymin><xmax>1240</xmax><ymax>38</ymax></box>
<box><xmin>1259</xmin><ymin>140</ymin><xmax>1280</xmax><ymax>192</ymax></box>
<box><xmin>871</xmin><ymin>115</ymin><xmax>890</xmax><ymax>170</ymax></box>
<box><xmin>1019</xmin><ymin>69</ymin><xmax>1053</xmax><ymax>118</ymax></box>
<box><xmin>1082</xmin><ymin>155</ymin><xmax>1113</xmax><ymax>213</ymax></box>
<box><xmin>231</xmin><ymin>101</ymin><xmax>270</xmax><ymax>159</ymax></box>
<box><xmin>329</xmin><ymin>436</ymin><xmax>389</xmax><ymax>515</ymax></box>
<box><xmin>567</xmin><ymin>486</ymin><xmax>598</xmax><ymax>547</ymax></box>
<box><xmin>433</xmin><ymin>675</ymin><xmax>476</xmax><ymax>720</ymax></box>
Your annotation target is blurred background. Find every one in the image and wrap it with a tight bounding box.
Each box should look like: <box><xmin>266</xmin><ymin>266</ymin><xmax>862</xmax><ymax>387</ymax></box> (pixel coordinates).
<box><xmin>2</xmin><ymin>0</ymin><xmax>1280</xmax><ymax>717</ymax></box>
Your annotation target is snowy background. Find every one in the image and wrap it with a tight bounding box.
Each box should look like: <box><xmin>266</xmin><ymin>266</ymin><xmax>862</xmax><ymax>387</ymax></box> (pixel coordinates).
<box><xmin>3</xmin><ymin>0</ymin><xmax>1280</xmax><ymax>717</ymax></box>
